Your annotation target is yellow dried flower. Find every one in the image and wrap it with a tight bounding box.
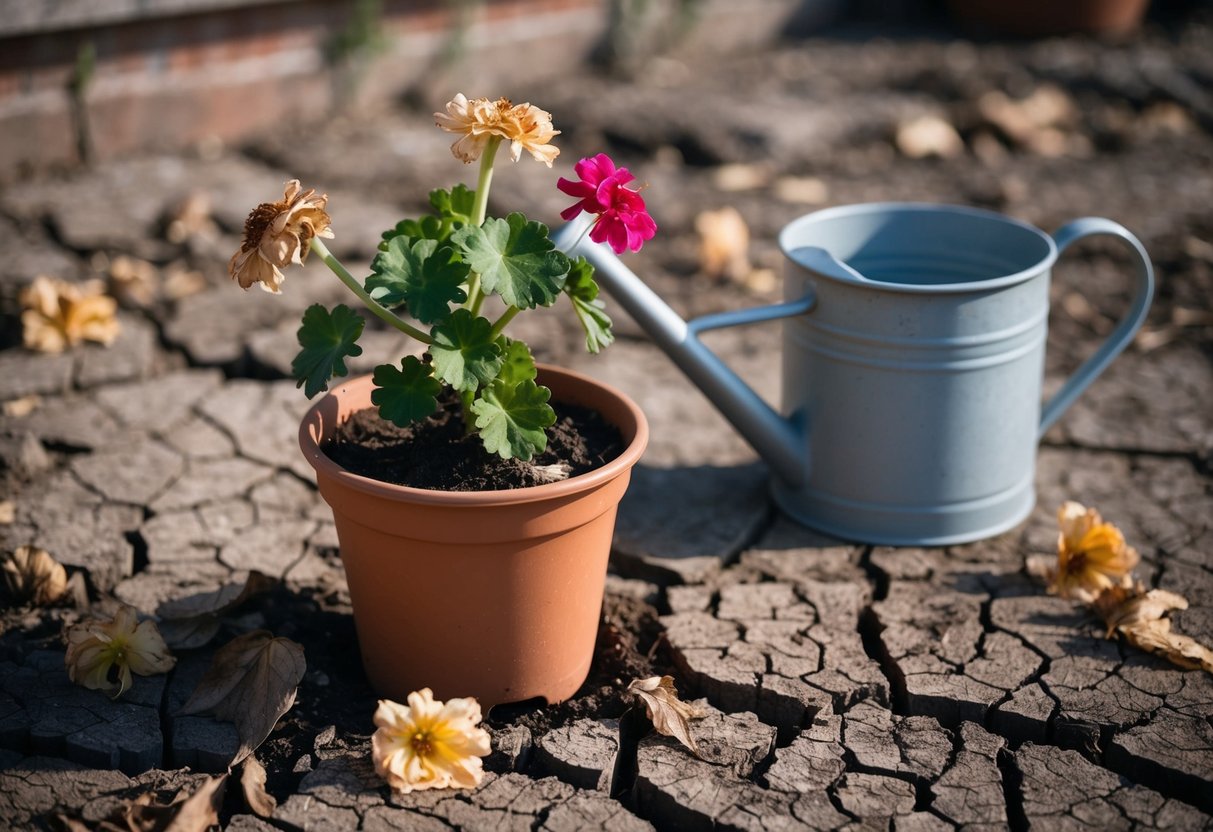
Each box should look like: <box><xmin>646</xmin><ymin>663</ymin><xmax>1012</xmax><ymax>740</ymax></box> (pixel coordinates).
<box><xmin>371</xmin><ymin>688</ymin><xmax>490</xmax><ymax>794</ymax></box>
<box><xmin>434</xmin><ymin>94</ymin><xmax>560</xmax><ymax>166</ymax></box>
<box><xmin>64</xmin><ymin>605</ymin><xmax>176</xmax><ymax>699</ymax></box>
<box><xmin>1051</xmin><ymin>501</ymin><xmax>1139</xmax><ymax>602</ymax></box>
<box><xmin>20</xmin><ymin>276</ymin><xmax>120</xmax><ymax>354</ymax></box>
<box><xmin>2</xmin><ymin>546</ymin><xmax>67</xmax><ymax>606</ymax></box>
<box><xmin>228</xmin><ymin>180</ymin><xmax>334</xmax><ymax>294</ymax></box>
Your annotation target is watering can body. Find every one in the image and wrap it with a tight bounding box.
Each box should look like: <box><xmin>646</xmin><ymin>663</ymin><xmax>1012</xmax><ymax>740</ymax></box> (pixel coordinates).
<box><xmin>557</xmin><ymin>203</ymin><xmax>1154</xmax><ymax>546</ymax></box>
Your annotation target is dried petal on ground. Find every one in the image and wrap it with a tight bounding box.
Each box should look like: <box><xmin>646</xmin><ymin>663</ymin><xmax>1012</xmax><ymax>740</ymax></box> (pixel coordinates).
<box><xmin>166</xmin><ymin>191</ymin><xmax>218</xmax><ymax>243</ymax></box>
<box><xmin>20</xmin><ymin>276</ymin><xmax>121</xmax><ymax>353</ymax></box>
<box><xmin>2</xmin><ymin>545</ymin><xmax>67</xmax><ymax>605</ymax></box>
<box><xmin>694</xmin><ymin>206</ymin><xmax>751</xmax><ymax>281</ymax></box>
<box><xmin>240</xmin><ymin>755</ymin><xmax>277</xmax><ymax>817</ymax></box>
<box><xmin>1051</xmin><ymin>500</ymin><xmax>1139</xmax><ymax>602</ymax></box>
<box><xmin>627</xmin><ymin>675</ymin><xmax>704</xmax><ymax>757</ymax></box>
<box><xmin>895</xmin><ymin>114</ymin><xmax>964</xmax><ymax>159</ymax></box>
<box><xmin>180</xmin><ymin>630</ymin><xmax>306</xmax><ymax>764</ymax></box>
<box><xmin>372</xmin><ymin>689</ymin><xmax>491</xmax><ymax>794</ymax></box>
<box><xmin>156</xmin><ymin>571</ymin><xmax>277</xmax><ymax>649</ymax></box>
<box><xmin>64</xmin><ymin>605</ymin><xmax>176</xmax><ymax>698</ymax></box>
<box><xmin>108</xmin><ymin>255</ymin><xmax>160</xmax><ymax>308</ymax></box>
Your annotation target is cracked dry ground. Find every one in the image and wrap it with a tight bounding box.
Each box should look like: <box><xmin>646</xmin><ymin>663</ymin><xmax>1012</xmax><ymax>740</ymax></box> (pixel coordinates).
<box><xmin>3</xmin><ymin>14</ymin><xmax>1213</xmax><ymax>832</ymax></box>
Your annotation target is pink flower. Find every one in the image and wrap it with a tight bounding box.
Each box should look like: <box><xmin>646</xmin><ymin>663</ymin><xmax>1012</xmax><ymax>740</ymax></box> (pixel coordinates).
<box><xmin>557</xmin><ymin>154</ymin><xmax>656</xmax><ymax>254</ymax></box>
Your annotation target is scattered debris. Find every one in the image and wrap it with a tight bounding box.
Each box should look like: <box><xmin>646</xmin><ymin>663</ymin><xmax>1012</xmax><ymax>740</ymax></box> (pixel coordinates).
<box><xmin>108</xmin><ymin>256</ymin><xmax>159</xmax><ymax>309</ymax></box>
<box><xmin>773</xmin><ymin>175</ymin><xmax>829</xmax><ymax>205</ymax></box>
<box><xmin>895</xmin><ymin>114</ymin><xmax>965</xmax><ymax>159</ymax></box>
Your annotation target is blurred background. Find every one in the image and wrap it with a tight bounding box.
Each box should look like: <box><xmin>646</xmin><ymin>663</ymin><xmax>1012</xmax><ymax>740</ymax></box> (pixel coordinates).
<box><xmin>1</xmin><ymin>0</ymin><xmax>1210</xmax><ymax>469</ymax></box>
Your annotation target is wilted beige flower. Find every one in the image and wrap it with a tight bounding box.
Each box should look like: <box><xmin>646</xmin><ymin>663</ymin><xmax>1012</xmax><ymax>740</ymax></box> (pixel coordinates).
<box><xmin>2</xmin><ymin>546</ymin><xmax>67</xmax><ymax>606</ymax></box>
<box><xmin>434</xmin><ymin>94</ymin><xmax>560</xmax><ymax>166</ymax></box>
<box><xmin>371</xmin><ymin>689</ymin><xmax>490</xmax><ymax>794</ymax></box>
<box><xmin>499</xmin><ymin>101</ymin><xmax>560</xmax><ymax>167</ymax></box>
<box><xmin>1051</xmin><ymin>501</ymin><xmax>1139</xmax><ymax>602</ymax></box>
<box><xmin>20</xmin><ymin>276</ymin><xmax>120</xmax><ymax>353</ymax></box>
<box><xmin>65</xmin><ymin>605</ymin><xmax>176</xmax><ymax>699</ymax></box>
<box><xmin>228</xmin><ymin>180</ymin><xmax>334</xmax><ymax>294</ymax></box>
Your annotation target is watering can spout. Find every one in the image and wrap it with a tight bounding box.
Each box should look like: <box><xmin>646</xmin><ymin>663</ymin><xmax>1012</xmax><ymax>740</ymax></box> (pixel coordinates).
<box><xmin>554</xmin><ymin>221</ymin><xmax>811</xmax><ymax>487</ymax></box>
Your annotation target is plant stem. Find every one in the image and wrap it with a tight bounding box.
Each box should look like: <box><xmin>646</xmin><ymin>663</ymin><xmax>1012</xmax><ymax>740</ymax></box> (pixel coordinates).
<box><xmin>489</xmin><ymin>305</ymin><xmax>520</xmax><ymax>339</ymax></box>
<box><xmin>463</xmin><ymin>137</ymin><xmax>501</xmax><ymax>313</ymax></box>
<box><xmin>310</xmin><ymin>238</ymin><xmax>432</xmax><ymax>344</ymax></box>
<box><xmin>460</xmin><ymin>390</ymin><xmax>477</xmax><ymax>436</ymax></box>
<box><xmin>471</xmin><ymin>137</ymin><xmax>500</xmax><ymax>226</ymax></box>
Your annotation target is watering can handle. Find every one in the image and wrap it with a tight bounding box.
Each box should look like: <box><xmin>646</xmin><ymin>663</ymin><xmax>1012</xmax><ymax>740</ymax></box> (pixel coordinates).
<box><xmin>1039</xmin><ymin>218</ymin><xmax>1155</xmax><ymax>439</ymax></box>
<box><xmin>554</xmin><ymin>220</ymin><xmax>813</xmax><ymax>486</ymax></box>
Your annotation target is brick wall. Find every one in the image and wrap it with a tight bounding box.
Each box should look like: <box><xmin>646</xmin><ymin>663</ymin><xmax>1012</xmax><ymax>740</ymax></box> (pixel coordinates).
<box><xmin>0</xmin><ymin>0</ymin><xmax>819</xmax><ymax>180</ymax></box>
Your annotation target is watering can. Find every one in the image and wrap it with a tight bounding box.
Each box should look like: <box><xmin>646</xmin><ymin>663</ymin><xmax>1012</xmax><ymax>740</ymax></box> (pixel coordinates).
<box><xmin>555</xmin><ymin>203</ymin><xmax>1154</xmax><ymax>545</ymax></box>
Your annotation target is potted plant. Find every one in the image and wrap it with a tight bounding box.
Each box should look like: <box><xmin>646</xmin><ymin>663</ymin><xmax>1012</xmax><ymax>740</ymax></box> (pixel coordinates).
<box><xmin>228</xmin><ymin>95</ymin><xmax>655</xmax><ymax>708</ymax></box>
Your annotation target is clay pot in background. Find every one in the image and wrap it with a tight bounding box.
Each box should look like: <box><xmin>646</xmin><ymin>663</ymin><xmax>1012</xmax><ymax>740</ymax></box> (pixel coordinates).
<box><xmin>948</xmin><ymin>0</ymin><xmax>1150</xmax><ymax>36</ymax></box>
<box><xmin>299</xmin><ymin>366</ymin><xmax>648</xmax><ymax>709</ymax></box>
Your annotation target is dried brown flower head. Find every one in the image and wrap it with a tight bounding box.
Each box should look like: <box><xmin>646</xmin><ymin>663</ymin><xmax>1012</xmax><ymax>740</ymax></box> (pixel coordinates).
<box><xmin>20</xmin><ymin>276</ymin><xmax>120</xmax><ymax>354</ymax></box>
<box><xmin>228</xmin><ymin>180</ymin><xmax>334</xmax><ymax>293</ymax></box>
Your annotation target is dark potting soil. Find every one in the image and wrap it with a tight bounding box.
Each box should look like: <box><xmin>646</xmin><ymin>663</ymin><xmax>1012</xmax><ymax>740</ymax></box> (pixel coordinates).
<box><xmin>323</xmin><ymin>389</ymin><xmax>624</xmax><ymax>491</ymax></box>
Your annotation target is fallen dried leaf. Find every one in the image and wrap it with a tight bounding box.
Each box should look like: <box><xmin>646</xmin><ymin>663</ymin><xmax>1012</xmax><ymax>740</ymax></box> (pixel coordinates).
<box><xmin>1094</xmin><ymin>587</ymin><xmax>1213</xmax><ymax>674</ymax></box>
<box><xmin>3</xmin><ymin>545</ymin><xmax>67</xmax><ymax>605</ymax></box>
<box><xmin>0</xmin><ymin>501</ymin><xmax>14</xmax><ymax>525</ymax></box>
<box><xmin>181</xmin><ymin>630</ymin><xmax>306</xmax><ymax>765</ymax></box>
<box><xmin>627</xmin><ymin>675</ymin><xmax>704</xmax><ymax>757</ymax></box>
<box><xmin>162</xmin><ymin>264</ymin><xmax>209</xmax><ymax>300</ymax></box>
<box><xmin>156</xmin><ymin>571</ymin><xmax>276</xmax><ymax>650</ymax></box>
<box><xmin>1121</xmin><ymin>620</ymin><xmax>1213</xmax><ymax>673</ymax></box>
<box><xmin>240</xmin><ymin>755</ymin><xmax>278</xmax><ymax>817</ymax></box>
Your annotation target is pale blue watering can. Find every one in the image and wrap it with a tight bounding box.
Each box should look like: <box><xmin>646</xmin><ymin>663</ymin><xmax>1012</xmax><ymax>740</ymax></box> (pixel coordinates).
<box><xmin>555</xmin><ymin>203</ymin><xmax>1154</xmax><ymax>545</ymax></box>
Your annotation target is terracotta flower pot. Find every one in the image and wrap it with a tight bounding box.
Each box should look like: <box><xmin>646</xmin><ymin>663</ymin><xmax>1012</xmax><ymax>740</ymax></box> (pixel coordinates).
<box><xmin>298</xmin><ymin>365</ymin><xmax>648</xmax><ymax>708</ymax></box>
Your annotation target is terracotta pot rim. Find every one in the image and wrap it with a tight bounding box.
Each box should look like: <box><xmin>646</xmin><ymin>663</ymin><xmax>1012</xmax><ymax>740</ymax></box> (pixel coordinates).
<box><xmin>298</xmin><ymin>363</ymin><xmax>649</xmax><ymax>507</ymax></box>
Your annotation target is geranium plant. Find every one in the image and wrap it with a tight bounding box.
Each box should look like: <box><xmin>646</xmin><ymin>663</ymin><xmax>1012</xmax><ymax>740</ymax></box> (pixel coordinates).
<box><xmin>229</xmin><ymin>94</ymin><xmax>655</xmax><ymax>460</ymax></box>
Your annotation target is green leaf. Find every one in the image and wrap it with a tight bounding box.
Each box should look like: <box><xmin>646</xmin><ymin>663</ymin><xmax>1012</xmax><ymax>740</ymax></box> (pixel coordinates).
<box><xmin>366</xmin><ymin>237</ymin><xmax>469</xmax><ymax>325</ymax></box>
<box><xmin>453</xmin><ymin>212</ymin><xmax>570</xmax><ymax>309</ymax></box>
<box><xmin>292</xmin><ymin>304</ymin><xmax>365</xmax><ymax>399</ymax></box>
<box><xmin>429</xmin><ymin>309</ymin><xmax>503</xmax><ymax>393</ymax></box>
<box><xmin>380</xmin><ymin>215</ymin><xmax>445</xmax><ymax>249</ymax></box>
<box><xmin>497</xmin><ymin>338</ymin><xmax>538</xmax><ymax>387</ymax></box>
<box><xmin>371</xmin><ymin>357</ymin><xmax>442</xmax><ymax>426</ymax></box>
<box><xmin>472</xmin><ymin>379</ymin><xmax>555</xmax><ymax>460</ymax></box>
<box><xmin>377</xmin><ymin>187</ymin><xmax>476</xmax><ymax>250</ymax></box>
<box><xmin>429</xmin><ymin>185</ymin><xmax>476</xmax><ymax>225</ymax></box>
<box><xmin>564</xmin><ymin>256</ymin><xmax>615</xmax><ymax>354</ymax></box>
